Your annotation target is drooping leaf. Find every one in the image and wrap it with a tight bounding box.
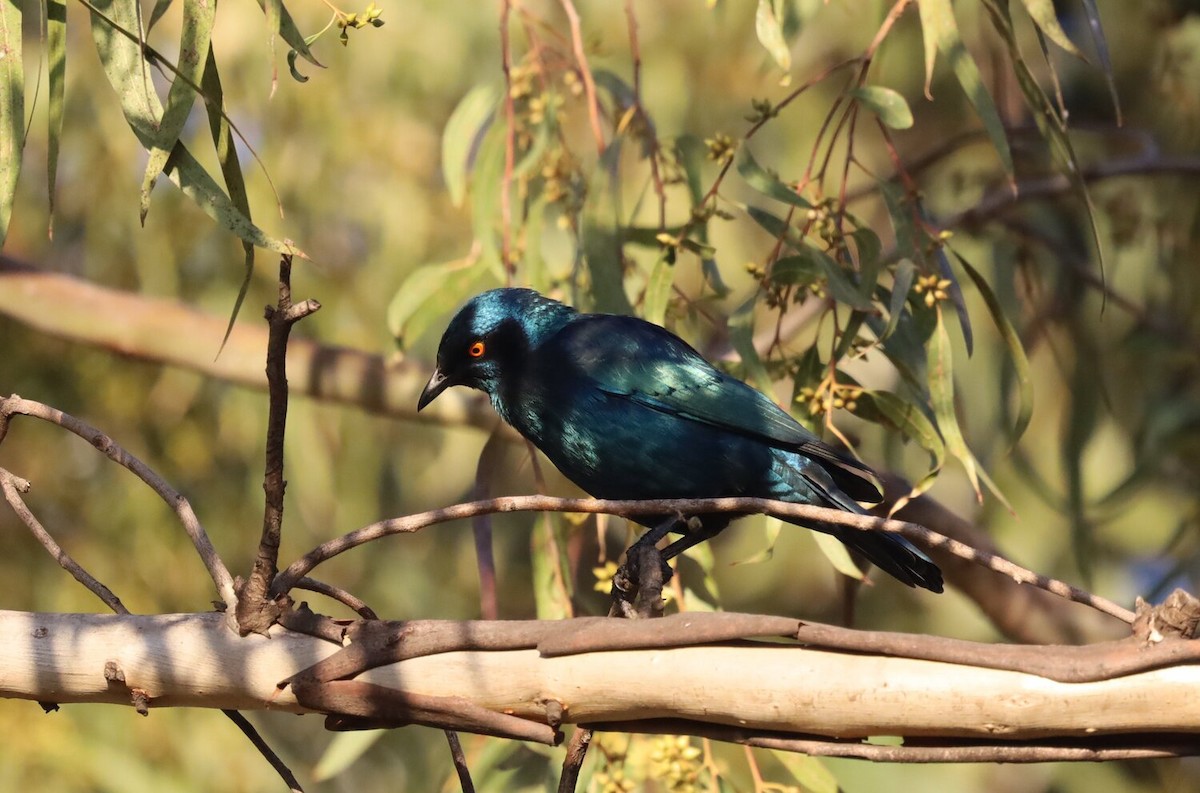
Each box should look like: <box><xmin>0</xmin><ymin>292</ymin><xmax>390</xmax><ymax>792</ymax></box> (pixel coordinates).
<box><xmin>854</xmin><ymin>390</ymin><xmax>945</xmax><ymax>472</ymax></box>
<box><xmin>728</xmin><ymin>294</ymin><xmax>776</xmax><ymax>396</ymax></box>
<box><xmin>814</xmin><ymin>531</ymin><xmax>865</xmax><ymax>581</ymax></box>
<box><xmin>880</xmin><ymin>259</ymin><xmax>915</xmax><ymax>342</ymax></box>
<box><xmin>677</xmin><ymin>135</ymin><xmax>730</xmax><ymax>296</ymax></box>
<box><xmin>771</xmin><ymin>749</ymin><xmax>840</xmax><ymax>793</ymax></box>
<box><xmin>46</xmin><ymin>0</ymin><xmax>66</xmax><ymax>238</ymax></box>
<box><xmin>1019</xmin><ymin>0</ymin><xmax>1083</xmax><ymax>58</ymax></box>
<box><xmin>755</xmin><ymin>0</ymin><xmax>792</xmax><ymax>74</ymax></box>
<box><xmin>254</xmin><ymin>0</ymin><xmax>320</xmax><ymax>66</ymax></box>
<box><xmin>769</xmin><ymin>254</ymin><xmax>821</xmax><ymax>287</ymax></box>
<box><xmin>146</xmin><ymin>0</ymin><xmax>174</xmax><ymax>31</ymax></box>
<box><xmin>950</xmin><ymin>248</ymin><xmax>1034</xmax><ymax>444</ymax></box>
<box><xmin>140</xmin><ymin>0</ymin><xmax>217</xmax><ymax>222</ymax></box>
<box><xmin>387</xmin><ymin>259</ymin><xmax>486</xmax><ymax>349</ymax></box>
<box><xmin>642</xmin><ymin>251</ymin><xmax>675</xmax><ymax>326</ymax></box>
<box><xmin>918</xmin><ymin>0</ymin><xmax>1014</xmax><ymax>184</ymax></box>
<box><xmin>851</xmin><ymin>226</ymin><xmax>883</xmax><ymax>304</ymax></box>
<box><xmin>312</xmin><ymin>731</ymin><xmax>384</xmax><ymax>781</ymax></box>
<box><xmin>730</xmin><ymin>517</ymin><xmax>784</xmax><ymax>565</ymax></box>
<box><xmin>581</xmin><ymin>140</ymin><xmax>634</xmax><ymax>315</ymax></box>
<box><xmin>982</xmin><ymin>0</ymin><xmax>1108</xmax><ymax>298</ymax></box>
<box><xmin>442</xmin><ymin>84</ymin><xmax>499</xmax><ymax>208</ymax></box>
<box><xmin>880</xmin><ymin>180</ymin><xmax>917</xmax><ymax>259</ymax></box>
<box><xmin>747</xmin><ymin>207</ymin><xmax>873</xmax><ymax>310</ymax></box>
<box><xmin>736</xmin><ymin>146</ymin><xmax>811</xmax><ymax>209</ymax></box>
<box><xmin>1079</xmin><ymin>0</ymin><xmax>1121</xmax><ymax>124</ymax></box>
<box><xmin>850</xmin><ymin>85</ymin><xmax>913</xmax><ymax>129</ymax></box>
<box><xmin>934</xmin><ymin>244</ymin><xmax>973</xmax><ymax>355</ymax></box>
<box><xmin>0</xmin><ymin>0</ymin><xmax>24</xmax><ymax>248</ymax></box>
<box><xmin>928</xmin><ymin>306</ymin><xmax>981</xmax><ymax>501</ymax></box>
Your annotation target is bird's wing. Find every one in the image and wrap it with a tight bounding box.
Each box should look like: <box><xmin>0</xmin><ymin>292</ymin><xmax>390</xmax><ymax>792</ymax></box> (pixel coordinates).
<box><xmin>559</xmin><ymin>315</ymin><xmax>882</xmax><ymax>502</ymax></box>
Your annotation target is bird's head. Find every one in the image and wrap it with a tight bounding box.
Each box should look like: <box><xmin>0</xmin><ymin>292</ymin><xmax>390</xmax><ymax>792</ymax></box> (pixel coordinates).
<box><xmin>417</xmin><ymin>288</ymin><xmax>576</xmax><ymax>410</ymax></box>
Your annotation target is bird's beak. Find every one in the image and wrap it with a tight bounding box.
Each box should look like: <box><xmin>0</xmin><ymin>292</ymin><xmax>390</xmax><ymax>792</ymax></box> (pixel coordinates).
<box><xmin>417</xmin><ymin>367</ymin><xmax>450</xmax><ymax>411</ymax></box>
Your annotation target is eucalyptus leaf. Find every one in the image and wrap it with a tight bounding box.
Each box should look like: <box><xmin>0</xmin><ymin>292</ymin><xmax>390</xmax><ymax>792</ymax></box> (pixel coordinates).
<box><xmin>0</xmin><ymin>0</ymin><xmax>24</xmax><ymax>248</ymax></box>
<box><xmin>850</xmin><ymin>85</ymin><xmax>913</xmax><ymax>129</ymax></box>
<box><xmin>442</xmin><ymin>84</ymin><xmax>498</xmax><ymax>208</ymax></box>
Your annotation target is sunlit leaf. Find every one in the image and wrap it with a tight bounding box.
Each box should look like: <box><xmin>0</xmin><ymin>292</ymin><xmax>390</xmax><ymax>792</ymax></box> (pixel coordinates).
<box><xmin>755</xmin><ymin>0</ymin><xmax>792</xmax><ymax>74</ymax></box>
<box><xmin>0</xmin><ymin>0</ymin><xmax>24</xmax><ymax>248</ymax></box>
<box><xmin>642</xmin><ymin>251</ymin><xmax>675</xmax><ymax>326</ymax></box>
<box><xmin>677</xmin><ymin>135</ymin><xmax>730</xmax><ymax>296</ymax></box>
<box><xmin>934</xmin><ymin>244</ymin><xmax>973</xmax><ymax>355</ymax></box>
<box><xmin>46</xmin><ymin>0</ymin><xmax>66</xmax><ymax>238</ymax></box>
<box><xmin>140</xmin><ymin>0</ymin><xmax>216</xmax><ymax>223</ymax></box>
<box><xmin>736</xmin><ymin>146</ymin><xmax>811</xmax><ymax>209</ymax></box>
<box><xmin>918</xmin><ymin>0</ymin><xmax>1014</xmax><ymax>184</ymax></box>
<box><xmin>854</xmin><ymin>389</ymin><xmax>945</xmax><ymax>471</ymax></box>
<box><xmin>255</xmin><ymin>0</ymin><xmax>320</xmax><ymax>66</ymax></box>
<box><xmin>771</xmin><ymin>748</ymin><xmax>840</xmax><ymax>793</ymax></box>
<box><xmin>950</xmin><ymin>248</ymin><xmax>1033</xmax><ymax>444</ymax></box>
<box><xmin>443</xmin><ymin>84</ymin><xmax>498</xmax><ymax>207</ymax></box>
<box><xmin>531</xmin><ymin>515</ymin><xmax>574</xmax><ymax>620</ymax></box>
<box><xmin>730</xmin><ymin>517</ymin><xmax>783</xmax><ymax>565</ymax></box>
<box><xmin>146</xmin><ymin>0</ymin><xmax>174</xmax><ymax>31</ymax></box>
<box><xmin>747</xmin><ymin>207</ymin><xmax>873</xmax><ymax>310</ymax></box>
<box><xmin>1019</xmin><ymin>0</ymin><xmax>1083</xmax><ymax>58</ymax></box>
<box><xmin>312</xmin><ymin>730</ymin><xmax>384</xmax><ymax>781</ymax></box>
<box><xmin>387</xmin><ymin>259</ymin><xmax>486</xmax><ymax>348</ymax></box>
<box><xmin>850</xmin><ymin>85</ymin><xmax>913</xmax><ymax>129</ymax></box>
<box><xmin>814</xmin><ymin>531</ymin><xmax>865</xmax><ymax>581</ymax></box>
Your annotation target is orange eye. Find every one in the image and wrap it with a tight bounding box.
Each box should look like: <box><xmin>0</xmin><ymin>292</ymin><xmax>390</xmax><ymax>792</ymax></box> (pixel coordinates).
<box><xmin>468</xmin><ymin>341</ymin><xmax>486</xmax><ymax>358</ymax></box>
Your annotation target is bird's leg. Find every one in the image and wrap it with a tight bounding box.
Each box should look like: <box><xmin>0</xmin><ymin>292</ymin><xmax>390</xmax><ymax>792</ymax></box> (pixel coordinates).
<box><xmin>608</xmin><ymin>516</ymin><xmax>680</xmax><ymax>619</ymax></box>
<box><xmin>660</xmin><ymin>517</ymin><xmax>722</xmax><ymax>561</ymax></box>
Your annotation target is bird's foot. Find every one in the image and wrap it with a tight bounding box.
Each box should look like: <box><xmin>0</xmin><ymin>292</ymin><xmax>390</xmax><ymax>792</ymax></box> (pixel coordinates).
<box><xmin>607</xmin><ymin>543</ymin><xmax>671</xmax><ymax>619</ymax></box>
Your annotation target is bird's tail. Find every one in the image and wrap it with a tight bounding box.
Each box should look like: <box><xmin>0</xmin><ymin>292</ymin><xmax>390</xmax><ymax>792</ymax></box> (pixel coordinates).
<box><xmin>822</xmin><ymin>522</ymin><xmax>944</xmax><ymax>593</ymax></box>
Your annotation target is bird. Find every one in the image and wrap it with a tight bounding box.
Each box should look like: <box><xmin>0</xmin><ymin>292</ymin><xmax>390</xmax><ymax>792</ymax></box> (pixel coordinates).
<box><xmin>417</xmin><ymin>287</ymin><xmax>943</xmax><ymax>593</ymax></box>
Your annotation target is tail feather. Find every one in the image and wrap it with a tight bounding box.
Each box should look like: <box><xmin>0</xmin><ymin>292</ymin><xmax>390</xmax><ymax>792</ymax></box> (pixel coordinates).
<box><xmin>834</xmin><ymin>525</ymin><xmax>944</xmax><ymax>593</ymax></box>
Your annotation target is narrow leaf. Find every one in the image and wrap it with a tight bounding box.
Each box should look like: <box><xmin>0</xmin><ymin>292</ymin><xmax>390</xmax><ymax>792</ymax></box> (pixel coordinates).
<box><xmin>642</xmin><ymin>251</ymin><xmax>675</xmax><ymax>326</ymax></box>
<box><xmin>736</xmin><ymin>147</ymin><xmax>811</xmax><ymax>209</ymax></box>
<box><xmin>769</xmin><ymin>254</ymin><xmax>821</xmax><ymax>287</ymax></box>
<box><xmin>388</xmin><ymin>259</ymin><xmax>485</xmax><ymax>348</ymax></box>
<box><xmin>928</xmin><ymin>307</ymin><xmax>981</xmax><ymax>501</ymax></box>
<box><xmin>46</xmin><ymin>0</ymin><xmax>66</xmax><ymax>238</ymax></box>
<box><xmin>146</xmin><ymin>0</ymin><xmax>173</xmax><ymax>31</ymax></box>
<box><xmin>312</xmin><ymin>731</ymin><xmax>384</xmax><ymax>781</ymax></box>
<box><xmin>729</xmin><ymin>295</ymin><xmax>776</xmax><ymax>396</ymax></box>
<box><xmin>581</xmin><ymin>140</ymin><xmax>635</xmax><ymax>315</ymax></box>
<box><xmin>1019</xmin><ymin>0</ymin><xmax>1083</xmax><ymax>58</ymax></box>
<box><xmin>850</xmin><ymin>86</ymin><xmax>913</xmax><ymax>130</ymax></box>
<box><xmin>755</xmin><ymin>0</ymin><xmax>791</xmax><ymax>73</ymax></box>
<box><xmin>918</xmin><ymin>0</ymin><xmax>1014</xmax><ymax>183</ymax></box>
<box><xmin>813</xmin><ymin>531</ymin><xmax>865</xmax><ymax>581</ymax></box>
<box><xmin>747</xmin><ymin>207</ymin><xmax>873</xmax><ymax>310</ymax></box>
<box><xmin>880</xmin><ymin>259</ymin><xmax>915</xmax><ymax>342</ymax></box>
<box><xmin>0</xmin><ymin>0</ymin><xmax>24</xmax><ymax>248</ymax></box>
<box><xmin>935</xmin><ymin>245</ymin><xmax>973</xmax><ymax>355</ymax></box>
<box><xmin>1079</xmin><ymin>0</ymin><xmax>1121</xmax><ymax>124</ymax></box>
<box><xmin>951</xmin><ymin>249</ymin><xmax>1034</xmax><ymax>444</ymax></box>
<box><xmin>141</xmin><ymin>0</ymin><xmax>217</xmax><ymax>222</ymax></box>
<box><xmin>442</xmin><ymin>84</ymin><xmax>498</xmax><ymax>208</ymax></box>
<box><xmin>855</xmin><ymin>390</ymin><xmax>945</xmax><ymax>471</ymax></box>
<box><xmin>255</xmin><ymin>0</ymin><xmax>320</xmax><ymax>66</ymax></box>
<box><xmin>771</xmin><ymin>749</ymin><xmax>840</xmax><ymax>793</ymax></box>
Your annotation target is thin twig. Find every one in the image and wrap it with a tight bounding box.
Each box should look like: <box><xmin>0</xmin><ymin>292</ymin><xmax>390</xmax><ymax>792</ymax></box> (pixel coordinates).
<box><xmin>0</xmin><ymin>468</ymin><xmax>129</xmax><ymax>614</ymax></box>
<box><xmin>500</xmin><ymin>0</ymin><xmax>517</xmax><ymax>278</ymax></box>
<box><xmin>559</xmin><ymin>0</ymin><xmax>605</xmax><ymax>156</ymax></box>
<box><xmin>0</xmin><ymin>395</ymin><xmax>237</xmax><ymax>611</ymax></box>
<box><xmin>236</xmin><ymin>255</ymin><xmax>321</xmax><ymax>636</ymax></box>
<box><xmin>271</xmin><ymin>494</ymin><xmax>1134</xmax><ymax>624</ymax></box>
<box><xmin>623</xmin><ymin>0</ymin><xmax>666</xmax><ymax>230</ymax></box>
<box><xmin>557</xmin><ymin>727</ymin><xmax>593</xmax><ymax>793</ymax></box>
<box><xmin>294</xmin><ymin>577</ymin><xmax>378</xmax><ymax>620</ymax></box>
<box><xmin>222</xmin><ymin>709</ymin><xmax>305</xmax><ymax>792</ymax></box>
<box><xmin>443</xmin><ymin>730</ymin><xmax>476</xmax><ymax>793</ymax></box>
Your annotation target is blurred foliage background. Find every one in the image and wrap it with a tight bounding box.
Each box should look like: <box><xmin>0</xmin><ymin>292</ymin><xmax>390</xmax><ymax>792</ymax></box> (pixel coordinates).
<box><xmin>2</xmin><ymin>0</ymin><xmax>1200</xmax><ymax>790</ymax></box>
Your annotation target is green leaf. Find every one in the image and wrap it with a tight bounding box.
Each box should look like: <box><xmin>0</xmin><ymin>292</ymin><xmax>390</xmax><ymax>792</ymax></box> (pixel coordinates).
<box><xmin>642</xmin><ymin>251</ymin><xmax>675</xmax><ymax>326</ymax></box>
<box><xmin>146</xmin><ymin>0</ymin><xmax>174</xmax><ymax>31</ymax></box>
<box><xmin>0</xmin><ymin>0</ymin><xmax>24</xmax><ymax>249</ymax></box>
<box><xmin>755</xmin><ymin>0</ymin><xmax>791</xmax><ymax>74</ymax></box>
<box><xmin>387</xmin><ymin>259</ymin><xmax>486</xmax><ymax>349</ymax></box>
<box><xmin>814</xmin><ymin>530</ymin><xmax>865</xmax><ymax>581</ymax></box>
<box><xmin>46</xmin><ymin>0</ymin><xmax>66</xmax><ymax>238</ymax></box>
<box><xmin>140</xmin><ymin>0</ymin><xmax>217</xmax><ymax>223</ymax></box>
<box><xmin>312</xmin><ymin>730</ymin><xmax>384</xmax><ymax>781</ymax></box>
<box><xmin>981</xmin><ymin>0</ymin><xmax>1107</xmax><ymax>300</ymax></box>
<box><xmin>880</xmin><ymin>259</ymin><xmax>915</xmax><ymax>342</ymax></box>
<box><xmin>86</xmin><ymin>0</ymin><xmax>305</xmax><ymax>259</ymax></box>
<box><xmin>255</xmin><ymin>0</ymin><xmax>320</xmax><ymax>66</ymax></box>
<box><xmin>442</xmin><ymin>84</ymin><xmax>498</xmax><ymax>208</ymax></box>
<box><xmin>850</xmin><ymin>86</ymin><xmax>913</xmax><ymax>129</ymax></box>
<box><xmin>950</xmin><ymin>248</ymin><xmax>1034</xmax><ymax>444</ymax></box>
<box><xmin>935</xmin><ymin>245</ymin><xmax>973</xmax><ymax>355</ymax></box>
<box><xmin>531</xmin><ymin>514</ymin><xmax>574</xmax><ymax>620</ymax></box>
<box><xmin>918</xmin><ymin>0</ymin><xmax>1014</xmax><ymax>184</ymax></box>
<box><xmin>581</xmin><ymin>141</ymin><xmax>635</xmax><ymax>315</ymax></box>
<box><xmin>855</xmin><ymin>390</ymin><xmax>945</xmax><ymax>471</ymax></box>
<box><xmin>677</xmin><ymin>135</ymin><xmax>729</xmax><ymax>297</ymax></box>
<box><xmin>1079</xmin><ymin>0</ymin><xmax>1121</xmax><ymax>124</ymax></box>
<box><xmin>1019</xmin><ymin>0</ymin><xmax>1082</xmax><ymax>58</ymax></box>
<box><xmin>747</xmin><ymin>207</ymin><xmax>873</xmax><ymax>310</ymax></box>
<box><xmin>736</xmin><ymin>147</ymin><xmax>811</xmax><ymax>209</ymax></box>
<box><xmin>728</xmin><ymin>295</ymin><xmax>776</xmax><ymax>396</ymax></box>
<box><xmin>730</xmin><ymin>517</ymin><xmax>784</xmax><ymax>565</ymax></box>
<box><xmin>770</xmin><ymin>254</ymin><xmax>821</xmax><ymax>287</ymax></box>
<box><xmin>771</xmin><ymin>749</ymin><xmax>840</xmax><ymax>793</ymax></box>
<box><xmin>851</xmin><ymin>227</ymin><xmax>883</xmax><ymax>304</ymax></box>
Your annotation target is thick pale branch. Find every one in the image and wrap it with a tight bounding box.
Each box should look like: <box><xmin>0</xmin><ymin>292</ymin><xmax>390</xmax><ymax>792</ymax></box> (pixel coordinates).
<box><xmin>2</xmin><ymin>609</ymin><xmax>1200</xmax><ymax>762</ymax></box>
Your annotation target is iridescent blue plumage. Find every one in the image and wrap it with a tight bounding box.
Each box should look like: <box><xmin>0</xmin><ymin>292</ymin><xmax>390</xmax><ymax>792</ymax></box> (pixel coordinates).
<box><xmin>419</xmin><ymin>288</ymin><xmax>942</xmax><ymax>592</ymax></box>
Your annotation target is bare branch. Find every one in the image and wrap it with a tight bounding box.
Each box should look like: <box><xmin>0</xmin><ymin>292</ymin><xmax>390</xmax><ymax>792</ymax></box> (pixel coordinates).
<box><xmin>444</xmin><ymin>730</ymin><xmax>476</xmax><ymax>793</ymax></box>
<box><xmin>0</xmin><ymin>468</ymin><xmax>129</xmax><ymax>614</ymax></box>
<box><xmin>294</xmin><ymin>578</ymin><xmax>378</xmax><ymax>620</ymax></box>
<box><xmin>0</xmin><ymin>395</ymin><xmax>237</xmax><ymax>612</ymax></box>
<box><xmin>557</xmin><ymin>727</ymin><xmax>593</xmax><ymax>793</ymax></box>
<box><xmin>222</xmin><ymin>709</ymin><xmax>305</xmax><ymax>793</ymax></box>
<box><xmin>271</xmin><ymin>494</ymin><xmax>1134</xmax><ymax>624</ymax></box>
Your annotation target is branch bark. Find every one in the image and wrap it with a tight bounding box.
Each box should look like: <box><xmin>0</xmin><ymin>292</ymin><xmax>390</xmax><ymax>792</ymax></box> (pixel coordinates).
<box><xmin>3</xmin><ymin>609</ymin><xmax>1199</xmax><ymax>762</ymax></box>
